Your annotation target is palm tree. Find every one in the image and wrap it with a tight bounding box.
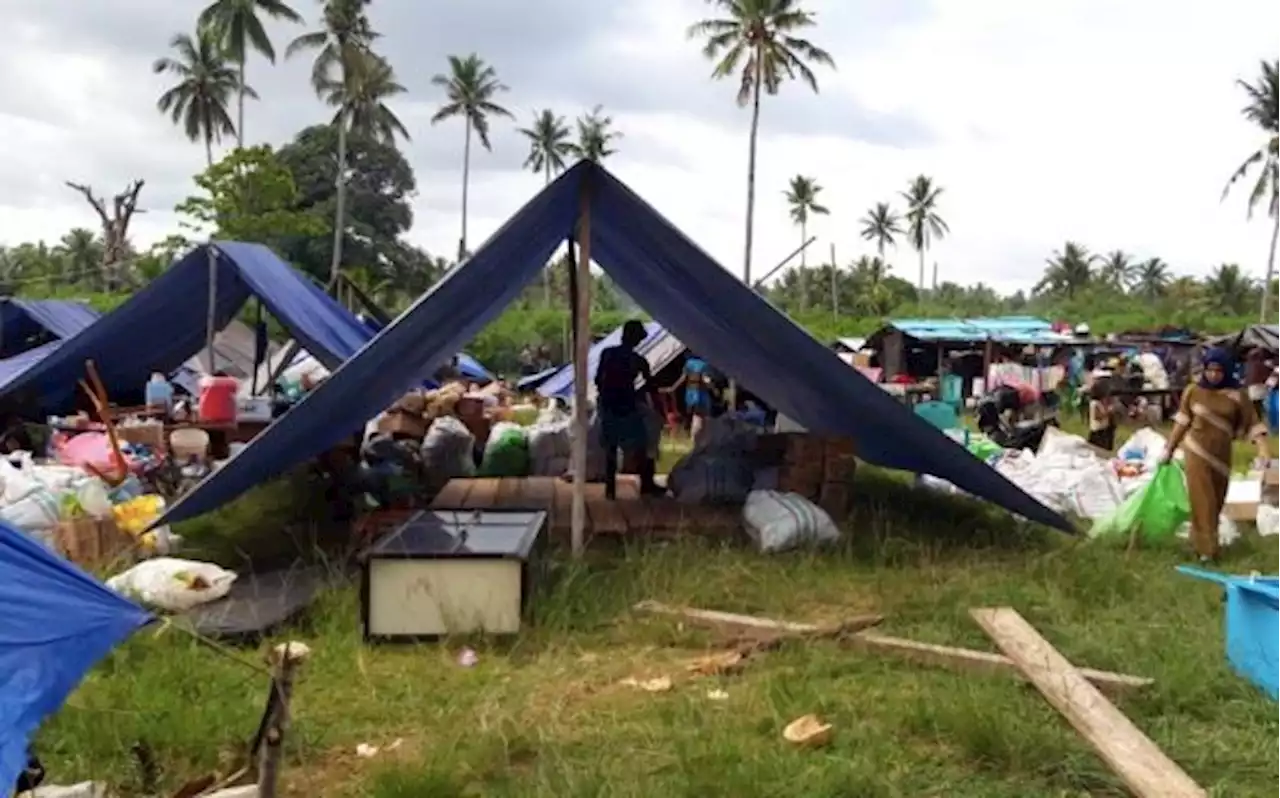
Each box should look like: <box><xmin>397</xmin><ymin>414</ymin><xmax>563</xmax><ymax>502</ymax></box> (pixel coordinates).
<box><xmin>848</xmin><ymin>255</ymin><xmax>892</xmax><ymax>315</ymax></box>
<box><xmin>1097</xmin><ymin>250</ymin><xmax>1133</xmax><ymax>292</ymax></box>
<box><xmin>198</xmin><ymin>0</ymin><xmax>303</xmax><ymax>147</ymax></box>
<box><xmin>1036</xmin><ymin>242</ymin><xmax>1095</xmax><ymax>299</ymax></box>
<box><xmin>687</xmin><ymin>0</ymin><xmax>835</xmax><ymax>285</ymax></box>
<box><xmin>519</xmin><ymin>109</ymin><xmax>574</xmax><ymax>306</ymax></box>
<box><xmin>783</xmin><ymin>175</ymin><xmax>828</xmax><ymax>311</ymax></box>
<box><xmin>1222</xmin><ymin>59</ymin><xmax>1279</xmax><ymax>322</ymax></box>
<box><xmin>54</xmin><ymin>228</ymin><xmax>103</xmax><ymax>285</ymax></box>
<box><xmin>430</xmin><ymin>53</ymin><xmax>514</xmax><ymax>261</ymax></box>
<box><xmin>320</xmin><ymin>52</ymin><xmax>409</xmax><ymax>143</ymax></box>
<box><xmin>152</xmin><ymin>29</ymin><xmax>246</xmax><ymax>165</ymax></box>
<box><xmin>1203</xmin><ymin>263</ymin><xmax>1256</xmax><ymax>315</ymax></box>
<box><xmin>859</xmin><ymin>202</ymin><xmax>902</xmax><ymax>259</ymax></box>
<box><xmin>1134</xmin><ymin>257</ymin><xmax>1171</xmax><ymax>300</ymax></box>
<box><xmin>900</xmin><ymin>175</ymin><xmax>948</xmax><ymax>292</ymax></box>
<box><xmin>287</xmin><ymin>0</ymin><xmax>379</xmax><ymax>282</ymax></box>
<box><xmin>566</xmin><ymin>105</ymin><xmax>622</xmax><ymax>162</ymax></box>
<box><xmin>519</xmin><ymin>110</ymin><xmax>574</xmax><ymax>184</ymax></box>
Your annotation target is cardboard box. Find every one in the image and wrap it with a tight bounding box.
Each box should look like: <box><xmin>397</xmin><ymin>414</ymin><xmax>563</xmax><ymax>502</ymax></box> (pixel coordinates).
<box><xmin>56</xmin><ymin>517</ymin><xmax>132</xmax><ymax>568</ymax></box>
<box><xmin>376</xmin><ymin>410</ymin><xmax>427</xmax><ymax>439</ymax></box>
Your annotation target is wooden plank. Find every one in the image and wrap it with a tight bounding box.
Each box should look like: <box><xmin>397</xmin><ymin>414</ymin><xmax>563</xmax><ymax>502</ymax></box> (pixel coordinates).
<box><xmin>430</xmin><ymin>478</ymin><xmax>473</xmax><ymax>508</ymax></box>
<box><xmin>617</xmin><ymin>496</ymin><xmax>652</xmax><ymax>535</ymax></box>
<box><xmin>589</xmin><ymin>496</ymin><xmax>628</xmax><ymax>535</ymax></box>
<box><xmin>616</xmin><ymin>475</ymin><xmax>640</xmax><ymax>501</ymax></box>
<box><xmin>552</xmin><ymin>478</ymin><xmax>573</xmax><ymax>530</ymax></box>
<box><xmin>971</xmin><ymin>608</ymin><xmax>1204</xmax><ymax>798</ymax></box>
<box><xmin>495</xmin><ymin>478</ymin><xmax>522</xmax><ymax>508</ymax></box>
<box><xmin>841</xmin><ymin>632</ymin><xmax>1153</xmax><ymax>698</ymax></box>
<box><xmin>466</xmin><ymin>478</ymin><xmax>501</xmax><ymax>510</ymax></box>
<box><xmin>523</xmin><ymin>477</ymin><xmax>556</xmax><ymax>511</ymax></box>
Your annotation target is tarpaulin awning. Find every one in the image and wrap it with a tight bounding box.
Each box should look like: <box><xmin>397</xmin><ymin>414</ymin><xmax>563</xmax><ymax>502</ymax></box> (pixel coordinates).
<box><xmin>0</xmin><ymin>241</ymin><xmax>371</xmax><ymax>412</ymax></box>
<box><xmin>157</xmin><ymin>161</ymin><xmax>1072</xmax><ymax>532</ymax></box>
<box><xmin>1207</xmin><ymin>324</ymin><xmax>1279</xmax><ymax>354</ymax></box>
<box><xmin>0</xmin><ymin>299</ymin><xmax>101</xmax><ymax>348</ymax></box>
<box><xmin>0</xmin><ymin>522</ymin><xmax>150</xmax><ymax>790</ymax></box>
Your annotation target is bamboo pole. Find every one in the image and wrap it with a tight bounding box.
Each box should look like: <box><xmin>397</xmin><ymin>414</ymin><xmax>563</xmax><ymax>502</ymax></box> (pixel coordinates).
<box><xmin>569</xmin><ymin>176</ymin><xmax>593</xmax><ymax>558</ymax></box>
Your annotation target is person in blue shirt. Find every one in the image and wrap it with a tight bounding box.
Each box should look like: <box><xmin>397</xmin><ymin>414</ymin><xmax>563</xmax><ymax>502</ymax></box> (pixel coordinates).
<box><xmin>595</xmin><ymin>320</ymin><xmax>661</xmax><ymax>499</ymax></box>
<box><xmin>662</xmin><ymin>353</ymin><xmax>713</xmax><ymax>439</ymax></box>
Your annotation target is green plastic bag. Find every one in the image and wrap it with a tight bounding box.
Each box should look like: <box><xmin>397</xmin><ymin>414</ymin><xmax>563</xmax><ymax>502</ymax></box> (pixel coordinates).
<box><xmin>478</xmin><ymin>426</ymin><xmax>531</xmax><ymax>477</ymax></box>
<box><xmin>1089</xmin><ymin>462</ymin><xmax>1190</xmax><ymax>542</ymax></box>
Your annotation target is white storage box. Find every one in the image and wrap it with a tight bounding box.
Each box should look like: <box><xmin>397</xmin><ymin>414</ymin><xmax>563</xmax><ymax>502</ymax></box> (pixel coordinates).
<box><xmin>361</xmin><ymin>509</ymin><xmax>546</xmax><ymax>641</ymax></box>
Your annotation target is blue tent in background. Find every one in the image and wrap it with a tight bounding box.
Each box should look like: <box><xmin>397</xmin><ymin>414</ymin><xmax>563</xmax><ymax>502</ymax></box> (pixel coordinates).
<box><xmin>0</xmin><ymin>299</ymin><xmax>101</xmax><ymax>350</ymax></box>
<box><xmin>0</xmin><ymin>242</ymin><xmax>372</xmax><ymax>413</ymax></box>
<box><xmin>154</xmin><ymin>161</ymin><xmax>1072</xmax><ymax>533</ymax></box>
<box><xmin>0</xmin><ymin>523</ymin><xmax>151</xmax><ymax>790</ymax></box>
<box><xmin>536</xmin><ymin>321</ymin><xmax>665</xmax><ymax>399</ymax></box>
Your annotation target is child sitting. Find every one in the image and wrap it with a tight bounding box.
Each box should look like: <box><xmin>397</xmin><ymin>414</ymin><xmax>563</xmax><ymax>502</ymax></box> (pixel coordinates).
<box><xmin>1087</xmin><ymin>382</ymin><xmax>1118</xmax><ymax>451</ymax></box>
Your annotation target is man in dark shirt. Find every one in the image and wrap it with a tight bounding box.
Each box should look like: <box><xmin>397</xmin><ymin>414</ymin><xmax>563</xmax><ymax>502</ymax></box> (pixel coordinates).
<box><xmin>595</xmin><ymin>320</ymin><xmax>660</xmax><ymax>499</ymax></box>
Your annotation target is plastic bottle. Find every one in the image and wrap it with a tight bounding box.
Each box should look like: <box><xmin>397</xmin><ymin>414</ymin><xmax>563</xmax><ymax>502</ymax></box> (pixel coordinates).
<box><xmin>145</xmin><ymin>373</ymin><xmax>174</xmax><ymax>414</ymax></box>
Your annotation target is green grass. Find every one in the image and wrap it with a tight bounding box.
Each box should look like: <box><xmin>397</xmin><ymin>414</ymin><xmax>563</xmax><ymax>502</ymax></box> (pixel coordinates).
<box><xmin>37</xmin><ymin>468</ymin><xmax>1280</xmax><ymax>797</ymax></box>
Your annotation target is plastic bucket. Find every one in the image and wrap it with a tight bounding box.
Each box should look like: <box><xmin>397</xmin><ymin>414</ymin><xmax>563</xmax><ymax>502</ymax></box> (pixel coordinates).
<box><xmin>170</xmin><ymin>428</ymin><xmax>210</xmax><ymax>462</ymax></box>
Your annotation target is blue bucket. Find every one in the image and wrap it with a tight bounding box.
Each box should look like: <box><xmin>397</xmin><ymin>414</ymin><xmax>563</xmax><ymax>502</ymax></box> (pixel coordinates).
<box><xmin>1178</xmin><ymin>566</ymin><xmax>1279</xmax><ymax>700</ymax></box>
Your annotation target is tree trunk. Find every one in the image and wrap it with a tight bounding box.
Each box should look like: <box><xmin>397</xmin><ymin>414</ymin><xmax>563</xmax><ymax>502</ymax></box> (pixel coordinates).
<box><xmin>330</xmin><ymin>116</ymin><xmax>349</xmax><ymax>282</ymax></box>
<box><xmin>543</xmin><ymin>163</ymin><xmax>553</xmax><ymax>306</ymax></box>
<box><xmin>237</xmin><ymin>58</ymin><xmax>246</xmax><ymax>148</ymax></box>
<box><xmin>918</xmin><ymin>246</ymin><xmax>926</xmax><ymax>295</ymax></box>
<box><xmin>798</xmin><ymin>218</ymin><xmax>808</xmax><ymax>312</ymax></box>
<box><xmin>1262</xmin><ymin>210</ymin><xmax>1279</xmax><ymax>323</ymax></box>
<box><xmin>743</xmin><ymin>55</ymin><xmax>763</xmax><ymax>286</ymax></box>
<box><xmin>458</xmin><ymin>120</ymin><xmax>472</xmax><ymax>262</ymax></box>
<box><xmin>205</xmin><ymin>132</ymin><xmax>213</xmax><ymax>168</ymax></box>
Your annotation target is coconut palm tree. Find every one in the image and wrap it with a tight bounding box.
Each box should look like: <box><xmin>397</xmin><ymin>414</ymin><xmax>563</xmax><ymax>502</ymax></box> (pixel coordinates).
<box><xmin>54</xmin><ymin>228</ymin><xmax>103</xmax><ymax>285</ymax></box>
<box><xmin>320</xmin><ymin>52</ymin><xmax>408</xmax><ymax>143</ymax></box>
<box><xmin>1222</xmin><ymin>59</ymin><xmax>1279</xmax><ymax>322</ymax></box>
<box><xmin>859</xmin><ymin>202</ymin><xmax>902</xmax><ymax>259</ymax></box>
<box><xmin>287</xmin><ymin>0</ymin><xmax>379</xmax><ymax>281</ymax></box>
<box><xmin>198</xmin><ymin>0</ymin><xmax>303</xmax><ymax>147</ymax></box>
<box><xmin>566</xmin><ymin>106</ymin><xmax>622</xmax><ymax>162</ymax></box>
<box><xmin>687</xmin><ymin>0</ymin><xmax>834</xmax><ymax>285</ymax></box>
<box><xmin>1203</xmin><ymin>263</ymin><xmax>1256</xmax><ymax>315</ymax></box>
<box><xmin>519</xmin><ymin>110</ymin><xmax>574</xmax><ymax>184</ymax></box>
<box><xmin>783</xmin><ymin>175</ymin><xmax>828</xmax><ymax>311</ymax></box>
<box><xmin>152</xmin><ymin>29</ymin><xmax>247</xmax><ymax>165</ymax></box>
<box><xmin>1134</xmin><ymin>257</ymin><xmax>1171</xmax><ymax>300</ymax></box>
<box><xmin>519</xmin><ymin>109</ymin><xmax>574</xmax><ymax>306</ymax></box>
<box><xmin>430</xmin><ymin>53</ymin><xmax>514</xmax><ymax>261</ymax></box>
<box><xmin>1036</xmin><ymin>242</ymin><xmax>1095</xmax><ymax>300</ymax></box>
<box><xmin>848</xmin><ymin>255</ymin><xmax>892</xmax><ymax>315</ymax></box>
<box><xmin>900</xmin><ymin>175</ymin><xmax>948</xmax><ymax>291</ymax></box>
<box><xmin>1097</xmin><ymin>250</ymin><xmax>1133</xmax><ymax>292</ymax></box>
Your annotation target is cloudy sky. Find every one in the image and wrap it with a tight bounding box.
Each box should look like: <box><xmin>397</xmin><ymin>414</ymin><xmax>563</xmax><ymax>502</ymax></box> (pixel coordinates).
<box><xmin>2</xmin><ymin>0</ymin><xmax>1277</xmax><ymax>294</ymax></box>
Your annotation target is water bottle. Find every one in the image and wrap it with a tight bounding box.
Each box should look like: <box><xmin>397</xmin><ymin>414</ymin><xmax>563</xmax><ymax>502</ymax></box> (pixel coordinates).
<box><xmin>145</xmin><ymin>373</ymin><xmax>174</xmax><ymax>414</ymax></box>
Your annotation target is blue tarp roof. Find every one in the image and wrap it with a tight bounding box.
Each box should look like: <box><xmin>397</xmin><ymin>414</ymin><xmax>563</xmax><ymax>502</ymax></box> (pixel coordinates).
<box><xmin>0</xmin><ymin>522</ymin><xmax>150</xmax><ymax>789</ymax></box>
<box><xmin>872</xmin><ymin>316</ymin><xmax>1072</xmax><ymax>346</ymax></box>
<box><xmin>0</xmin><ymin>242</ymin><xmax>372</xmax><ymax>412</ymax></box>
<box><xmin>0</xmin><ymin>298</ymin><xmax>101</xmax><ymax>345</ymax></box>
<box><xmin>537</xmin><ymin>321</ymin><xmax>665</xmax><ymax>398</ymax></box>
<box><xmin>156</xmin><ymin>161</ymin><xmax>1072</xmax><ymax>532</ymax></box>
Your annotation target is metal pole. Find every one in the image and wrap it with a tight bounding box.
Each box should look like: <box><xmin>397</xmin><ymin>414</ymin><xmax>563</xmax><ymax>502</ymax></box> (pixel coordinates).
<box><xmin>570</xmin><ymin>176</ymin><xmax>593</xmax><ymax>558</ymax></box>
<box><xmin>830</xmin><ymin>242</ymin><xmax>838</xmax><ymax>321</ymax></box>
<box><xmin>752</xmin><ymin>236</ymin><xmax>817</xmax><ymax>291</ymax></box>
<box><xmin>205</xmin><ymin>244</ymin><xmax>218</xmax><ymax>374</ymax></box>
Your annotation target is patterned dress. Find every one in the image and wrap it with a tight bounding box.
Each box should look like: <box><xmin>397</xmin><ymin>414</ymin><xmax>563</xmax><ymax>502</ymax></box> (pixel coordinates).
<box><xmin>1173</xmin><ymin>385</ymin><xmax>1265</xmax><ymax>558</ymax></box>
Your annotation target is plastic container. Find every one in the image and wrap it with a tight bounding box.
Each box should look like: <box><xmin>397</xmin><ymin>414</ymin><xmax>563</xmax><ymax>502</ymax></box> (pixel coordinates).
<box><xmin>1178</xmin><ymin>566</ymin><xmax>1279</xmax><ymax>700</ymax></box>
<box><xmin>170</xmin><ymin>428</ymin><xmax>211</xmax><ymax>462</ymax></box>
<box><xmin>145</xmin><ymin>373</ymin><xmax>174</xmax><ymax>413</ymax></box>
<box><xmin>198</xmin><ymin>375</ymin><xmax>239</xmax><ymax>423</ymax></box>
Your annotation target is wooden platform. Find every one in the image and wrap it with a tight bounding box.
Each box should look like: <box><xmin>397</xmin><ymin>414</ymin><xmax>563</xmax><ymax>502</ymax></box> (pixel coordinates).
<box><xmin>429</xmin><ymin>476</ymin><xmax>741</xmax><ymax>540</ymax></box>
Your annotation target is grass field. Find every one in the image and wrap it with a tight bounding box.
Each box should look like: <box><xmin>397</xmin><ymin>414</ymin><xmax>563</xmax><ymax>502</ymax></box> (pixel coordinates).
<box><xmin>37</xmin><ymin>458</ymin><xmax>1280</xmax><ymax>797</ymax></box>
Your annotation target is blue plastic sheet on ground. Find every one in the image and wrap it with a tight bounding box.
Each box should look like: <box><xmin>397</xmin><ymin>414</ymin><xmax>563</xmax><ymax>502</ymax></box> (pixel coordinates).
<box><xmin>0</xmin><ymin>522</ymin><xmax>151</xmax><ymax>790</ymax></box>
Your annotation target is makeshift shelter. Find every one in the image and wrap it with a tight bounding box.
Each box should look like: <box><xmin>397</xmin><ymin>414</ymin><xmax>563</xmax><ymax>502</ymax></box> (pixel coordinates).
<box><xmin>157</xmin><ymin>161</ymin><xmax>1070</xmax><ymax>534</ymax></box>
<box><xmin>537</xmin><ymin>321</ymin><xmax>688</xmax><ymax>399</ymax></box>
<box><xmin>0</xmin><ymin>241</ymin><xmax>371</xmax><ymax>413</ymax></box>
<box><xmin>0</xmin><ymin>298</ymin><xmax>101</xmax><ymax>357</ymax></box>
<box><xmin>0</xmin><ymin>521</ymin><xmax>151</xmax><ymax>789</ymax></box>
<box><xmin>1207</xmin><ymin>324</ymin><xmax>1279</xmax><ymax>355</ymax></box>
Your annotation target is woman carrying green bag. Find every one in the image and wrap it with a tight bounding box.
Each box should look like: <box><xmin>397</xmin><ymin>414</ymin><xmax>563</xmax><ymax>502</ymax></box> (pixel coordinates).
<box><xmin>1161</xmin><ymin>348</ymin><xmax>1271</xmax><ymax>563</ymax></box>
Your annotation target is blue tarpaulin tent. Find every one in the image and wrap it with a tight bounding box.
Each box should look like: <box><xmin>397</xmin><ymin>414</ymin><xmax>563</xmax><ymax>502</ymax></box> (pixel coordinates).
<box><xmin>360</xmin><ymin>316</ymin><xmax>493</xmax><ymax>384</ymax></box>
<box><xmin>0</xmin><ymin>299</ymin><xmax>101</xmax><ymax>349</ymax></box>
<box><xmin>537</xmin><ymin>321</ymin><xmax>665</xmax><ymax>398</ymax></box>
<box><xmin>0</xmin><ymin>522</ymin><xmax>151</xmax><ymax>789</ymax></box>
<box><xmin>155</xmin><ymin>161</ymin><xmax>1072</xmax><ymax>532</ymax></box>
<box><xmin>0</xmin><ymin>242</ymin><xmax>372</xmax><ymax>412</ymax></box>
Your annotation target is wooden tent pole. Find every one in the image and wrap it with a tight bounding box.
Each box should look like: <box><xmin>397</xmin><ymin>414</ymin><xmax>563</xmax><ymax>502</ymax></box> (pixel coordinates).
<box><xmin>569</xmin><ymin>176</ymin><xmax>593</xmax><ymax>558</ymax></box>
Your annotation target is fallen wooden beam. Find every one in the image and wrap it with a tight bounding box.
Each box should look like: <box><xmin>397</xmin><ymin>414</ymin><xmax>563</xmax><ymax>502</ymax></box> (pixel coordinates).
<box><xmin>842</xmin><ymin>631</ymin><xmax>1153</xmax><ymax>698</ymax></box>
<box><xmin>632</xmin><ymin>600</ymin><xmax>883</xmax><ymax>637</ymax></box>
<box><xmin>971</xmin><ymin>607</ymin><xmax>1205</xmax><ymax>798</ymax></box>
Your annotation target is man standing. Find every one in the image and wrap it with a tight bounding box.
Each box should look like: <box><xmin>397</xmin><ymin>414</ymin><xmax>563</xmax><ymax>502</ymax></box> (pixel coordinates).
<box><xmin>595</xmin><ymin>320</ymin><xmax>662</xmax><ymax>499</ymax></box>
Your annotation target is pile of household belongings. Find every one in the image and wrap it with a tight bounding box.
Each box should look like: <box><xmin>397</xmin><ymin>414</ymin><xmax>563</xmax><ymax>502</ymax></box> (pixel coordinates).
<box><xmin>920</xmin><ymin>425</ymin><xmax>1278</xmax><ymax>544</ymax></box>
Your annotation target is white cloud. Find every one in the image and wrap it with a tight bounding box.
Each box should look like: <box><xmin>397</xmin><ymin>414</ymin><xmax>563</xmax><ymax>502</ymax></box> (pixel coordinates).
<box><xmin>0</xmin><ymin>0</ymin><xmax>1276</xmax><ymax>298</ymax></box>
